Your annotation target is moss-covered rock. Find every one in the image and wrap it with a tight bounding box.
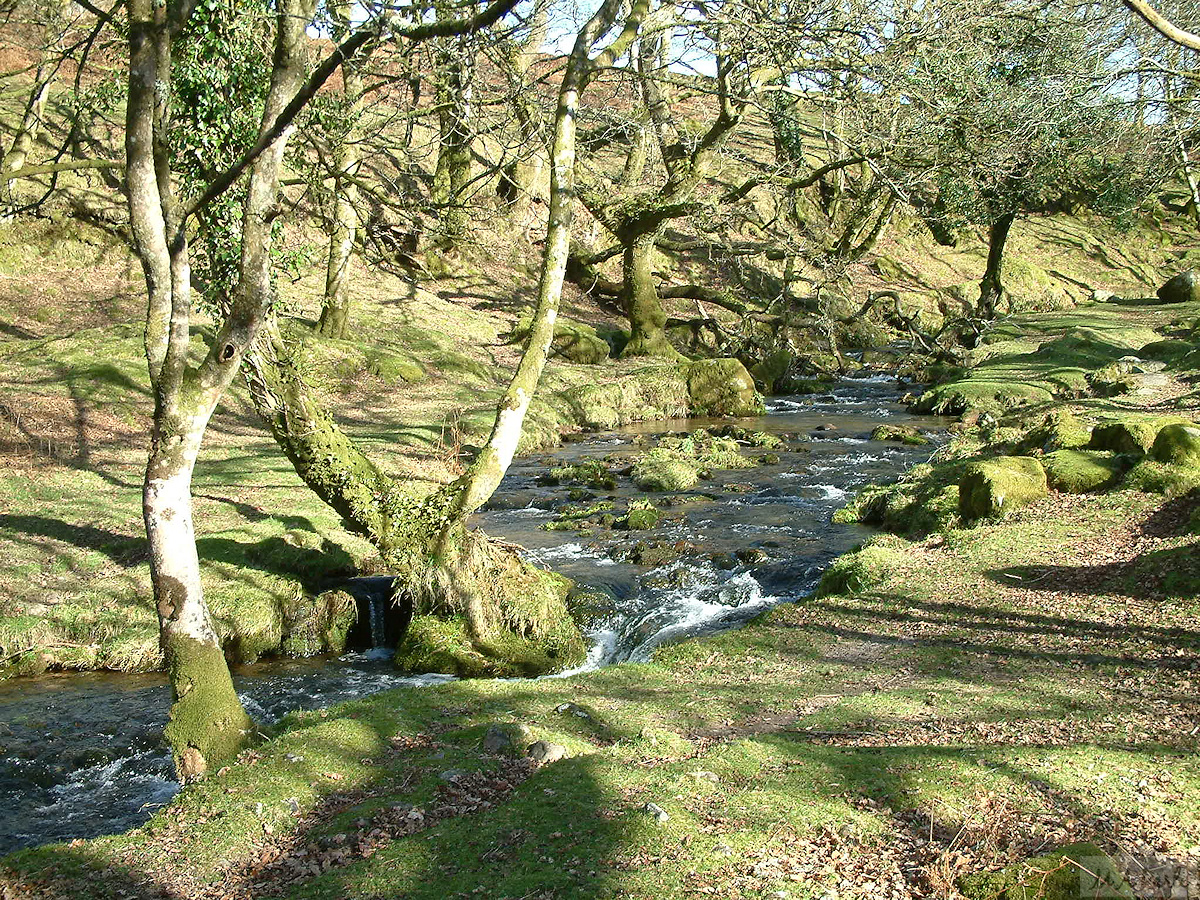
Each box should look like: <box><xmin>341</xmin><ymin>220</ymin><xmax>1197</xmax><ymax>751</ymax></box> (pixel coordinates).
<box><xmin>959</xmin><ymin>456</ymin><xmax>1048</xmax><ymax>521</ymax></box>
<box><xmin>511</xmin><ymin>312</ymin><xmax>610</xmax><ymax>364</ymax></box>
<box><xmin>1124</xmin><ymin>458</ymin><xmax>1200</xmax><ymax>496</ymax></box>
<box><xmin>1042</xmin><ymin>449</ymin><xmax>1124</xmax><ymax>494</ymax></box>
<box><xmin>683</xmin><ymin>358</ymin><xmax>764</xmax><ymax>417</ymax></box>
<box><xmin>623</xmin><ymin>501</ymin><xmax>663</xmax><ymax>530</ymax></box>
<box><xmin>818</xmin><ymin>539</ymin><xmax>907</xmax><ymax>596</ymax></box>
<box><xmin>1157</xmin><ymin>270</ymin><xmax>1200</xmax><ymax>304</ymax></box>
<box><xmin>1014</xmin><ymin>410</ymin><xmax>1092</xmax><ymax>454</ymax></box>
<box><xmin>912</xmin><ymin>381</ymin><xmax>1054</xmax><ymax>416</ymax></box>
<box><xmin>836</xmin><ymin>460</ymin><xmax>966</xmax><ymax>537</ymax></box>
<box><xmin>959</xmin><ymin>842</ymin><xmax>1133</xmax><ymax>900</ymax></box>
<box><xmin>749</xmin><ymin>347</ymin><xmax>793</xmax><ymax>394</ymax></box>
<box><xmin>561</xmin><ymin>366</ymin><xmax>690</xmax><ymax>430</ymax></box>
<box><xmin>1088</xmin><ymin>419</ymin><xmax>1160</xmax><ymax>455</ymax></box>
<box><xmin>1150</xmin><ymin>422</ymin><xmax>1200</xmax><ymax>468</ymax></box>
<box><xmin>633</xmin><ymin>450</ymin><xmax>701</xmax><ymax>491</ymax></box>
<box><xmin>870</xmin><ymin>424</ymin><xmax>929</xmax><ymax>446</ymax></box>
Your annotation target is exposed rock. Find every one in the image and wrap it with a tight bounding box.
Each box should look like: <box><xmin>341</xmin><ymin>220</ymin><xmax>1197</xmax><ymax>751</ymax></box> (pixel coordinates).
<box><xmin>641</xmin><ymin>802</ymin><xmax>670</xmax><ymax>823</ymax></box>
<box><xmin>481</xmin><ymin>723</ymin><xmax>533</xmax><ymax>756</ymax></box>
<box><xmin>1157</xmin><ymin>270</ymin><xmax>1200</xmax><ymax>304</ymax></box>
<box><xmin>735</xmin><ymin>548</ymin><xmax>768</xmax><ymax>565</ymax></box>
<box><xmin>683</xmin><ymin>358</ymin><xmax>763</xmax><ymax>417</ymax></box>
<box><xmin>710</xmin><ymin>552</ymin><xmax>738</xmax><ymax>570</ymax></box>
<box><xmin>870</xmin><ymin>424</ymin><xmax>929</xmax><ymax>446</ymax></box>
<box><xmin>526</xmin><ymin>741</ymin><xmax>569</xmax><ymax>764</ymax></box>
<box><xmin>958</xmin><ymin>457</ymin><xmax>1048</xmax><ymax>521</ymax></box>
<box><xmin>554</xmin><ymin>702</ymin><xmax>592</xmax><ymax>719</ymax></box>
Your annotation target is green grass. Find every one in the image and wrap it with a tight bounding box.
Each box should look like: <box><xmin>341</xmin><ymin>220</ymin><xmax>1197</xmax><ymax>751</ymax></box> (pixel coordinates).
<box><xmin>4</xmin><ymin>484</ymin><xmax>1197</xmax><ymax>899</ymax></box>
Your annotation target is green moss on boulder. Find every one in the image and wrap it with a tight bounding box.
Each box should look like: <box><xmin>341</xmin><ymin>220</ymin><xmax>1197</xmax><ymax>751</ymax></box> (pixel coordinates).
<box><xmin>1042</xmin><ymin>450</ymin><xmax>1124</xmax><ymax>494</ymax></box>
<box><xmin>1014</xmin><ymin>410</ymin><xmax>1091</xmax><ymax>454</ymax></box>
<box><xmin>870</xmin><ymin>424</ymin><xmax>929</xmax><ymax>446</ymax></box>
<box><xmin>959</xmin><ymin>456</ymin><xmax>1048</xmax><ymax>521</ymax></box>
<box><xmin>561</xmin><ymin>366</ymin><xmax>690</xmax><ymax>430</ymax></box>
<box><xmin>749</xmin><ymin>348</ymin><xmax>793</xmax><ymax>393</ymax></box>
<box><xmin>683</xmin><ymin>358</ymin><xmax>764</xmax><ymax>417</ymax></box>
<box><xmin>959</xmin><ymin>842</ymin><xmax>1132</xmax><ymax>900</ymax></box>
<box><xmin>511</xmin><ymin>312</ymin><xmax>611</xmax><ymax>364</ymax></box>
<box><xmin>633</xmin><ymin>450</ymin><xmax>701</xmax><ymax>491</ymax></box>
<box><xmin>912</xmin><ymin>381</ymin><xmax>1054</xmax><ymax>416</ymax></box>
<box><xmin>1089</xmin><ymin>419</ymin><xmax>1160</xmax><ymax>455</ymax></box>
<box><xmin>1124</xmin><ymin>458</ymin><xmax>1200</xmax><ymax>496</ymax></box>
<box><xmin>818</xmin><ymin>539</ymin><xmax>907</xmax><ymax>596</ymax></box>
<box><xmin>1151</xmin><ymin>422</ymin><xmax>1200</xmax><ymax>468</ymax></box>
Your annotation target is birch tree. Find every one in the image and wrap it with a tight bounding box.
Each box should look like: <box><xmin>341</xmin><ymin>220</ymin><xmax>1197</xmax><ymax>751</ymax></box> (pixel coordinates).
<box><xmin>124</xmin><ymin>0</ymin><xmax>520</xmax><ymax>778</ymax></box>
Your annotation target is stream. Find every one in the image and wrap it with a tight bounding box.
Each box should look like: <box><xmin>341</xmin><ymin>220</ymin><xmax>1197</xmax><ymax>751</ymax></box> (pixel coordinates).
<box><xmin>0</xmin><ymin>376</ymin><xmax>945</xmax><ymax>854</ymax></box>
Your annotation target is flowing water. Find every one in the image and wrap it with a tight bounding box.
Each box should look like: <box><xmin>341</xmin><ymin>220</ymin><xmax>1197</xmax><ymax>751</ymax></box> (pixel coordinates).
<box><xmin>0</xmin><ymin>376</ymin><xmax>944</xmax><ymax>854</ymax></box>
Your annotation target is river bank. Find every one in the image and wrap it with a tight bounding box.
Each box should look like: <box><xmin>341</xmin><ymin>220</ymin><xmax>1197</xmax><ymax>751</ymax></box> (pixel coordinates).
<box><xmin>3</xmin><ymin>297</ymin><xmax>1199</xmax><ymax>899</ymax></box>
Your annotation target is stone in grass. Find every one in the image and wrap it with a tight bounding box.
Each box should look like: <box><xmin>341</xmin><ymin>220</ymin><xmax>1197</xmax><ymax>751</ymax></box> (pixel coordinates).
<box><xmin>870</xmin><ymin>424</ymin><xmax>929</xmax><ymax>446</ymax></box>
<box><xmin>527</xmin><ymin>741</ymin><xmax>569</xmax><ymax>764</ymax></box>
<box><xmin>1042</xmin><ymin>449</ymin><xmax>1124</xmax><ymax>494</ymax></box>
<box><xmin>1151</xmin><ymin>422</ymin><xmax>1200</xmax><ymax>468</ymax></box>
<box><xmin>959</xmin><ymin>457</ymin><xmax>1048</xmax><ymax>521</ymax></box>
<box><xmin>958</xmin><ymin>842</ymin><xmax>1133</xmax><ymax>900</ymax></box>
<box><xmin>481</xmin><ymin>723</ymin><xmax>533</xmax><ymax>756</ymax></box>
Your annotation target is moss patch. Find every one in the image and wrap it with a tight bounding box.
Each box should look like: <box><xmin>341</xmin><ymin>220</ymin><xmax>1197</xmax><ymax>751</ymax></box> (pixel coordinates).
<box><xmin>1042</xmin><ymin>450</ymin><xmax>1124</xmax><ymax>494</ymax></box>
<box><xmin>959</xmin><ymin>457</ymin><xmax>1048</xmax><ymax>521</ymax></box>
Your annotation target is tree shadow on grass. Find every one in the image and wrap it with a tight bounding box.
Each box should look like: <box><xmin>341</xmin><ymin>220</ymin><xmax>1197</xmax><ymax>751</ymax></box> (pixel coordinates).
<box><xmin>0</xmin><ymin>696</ymin><xmax>629</xmax><ymax>900</ymax></box>
<box><xmin>0</xmin><ymin>515</ymin><xmax>355</xmax><ymax>591</ymax></box>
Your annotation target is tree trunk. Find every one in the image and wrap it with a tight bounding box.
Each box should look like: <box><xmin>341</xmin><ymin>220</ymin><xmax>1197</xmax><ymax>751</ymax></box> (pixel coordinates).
<box><xmin>433</xmin><ymin>39</ymin><xmax>474</xmax><ymax>246</ymax></box>
<box><xmin>317</xmin><ymin>140</ymin><xmax>359</xmax><ymax>338</ymax></box>
<box><xmin>620</xmin><ymin>233</ymin><xmax>678</xmax><ymax>358</ymax></box>
<box><xmin>978</xmin><ymin>212</ymin><xmax>1015</xmax><ymax>319</ymax></box>
<box><xmin>317</xmin><ymin>0</ymin><xmax>365</xmax><ymax>339</ymax></box>
<box><xmin>145</xmin><ymin>415</ymin><xmax>252</xmax><ymax>780</ymax></box>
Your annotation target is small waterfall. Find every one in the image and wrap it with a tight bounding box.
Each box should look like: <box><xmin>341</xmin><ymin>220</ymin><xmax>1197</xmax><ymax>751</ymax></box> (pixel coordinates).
<box><xmin>367</xmin><ymin>595</ymin><xmax>388</xmax><ymax>648</ymax></box>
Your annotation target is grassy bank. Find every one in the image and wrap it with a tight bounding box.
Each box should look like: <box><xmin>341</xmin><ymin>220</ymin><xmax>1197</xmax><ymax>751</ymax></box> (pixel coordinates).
<box><xmin>2</xmin><ymin>480</ymin><xmax>1197</xmax><ymax>898</ymax></box>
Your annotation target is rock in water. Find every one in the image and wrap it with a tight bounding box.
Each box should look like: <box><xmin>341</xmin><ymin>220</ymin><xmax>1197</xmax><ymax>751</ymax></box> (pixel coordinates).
<box><xmin>1157</xmin><ymin>270</ymin><xmax>1200</xmax><ymax>304</ymax></box>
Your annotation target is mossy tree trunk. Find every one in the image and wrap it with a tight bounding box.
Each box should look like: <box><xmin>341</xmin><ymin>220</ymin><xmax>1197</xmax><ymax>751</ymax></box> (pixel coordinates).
<box><xmin>317</xmin><ymin>0</ymin><xmax>366</xmax><ymax>340</ymax></box>
<box><xmin>127</xmin><ymin>0</ymin><xmax>317</xmax><ymax>778</ymax></box>
<box><xmin>498</xmin><ymin>1</ymin><xmax>549</xmax><ymax>223</ymax></box>
<box><xmin>978</xmin><ymin>211</ymin><xmax>1015</xmax><ymax>319</ymax></box>
<box><xmin>432</xmin><ymin>34</ymin><xmax>475</xmax><ymax>246</ymax></box>
<box><xmin>579</xmin><ymin>22</ymin><xmax>768</xmax><ymax>358</ymax></box>
<box><xmin>619</xmin><ymin>230</ymin><xmax>678</xmax><ymax>358</ymax></box>
<box><xmin>246</xmin><ymin>0</ymin><xmax>648</xmax><ymax>653</ymax></box>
